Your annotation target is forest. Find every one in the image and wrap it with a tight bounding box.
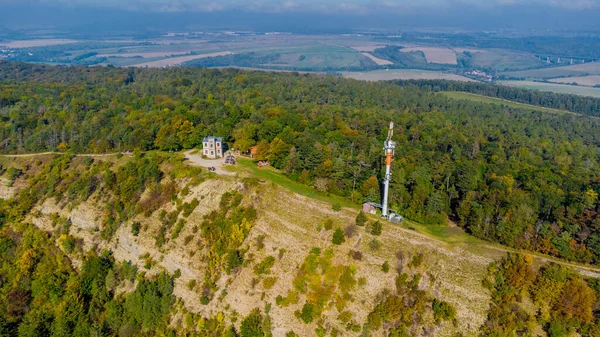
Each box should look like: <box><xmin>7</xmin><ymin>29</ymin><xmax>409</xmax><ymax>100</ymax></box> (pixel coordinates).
<box><xmin>393</xmin><ymin>79</ymin><xmax>600</xmax><ymax>117</ymax></box>
<box><xmin>0</xmin><ymin>60</ymin><xmax>599</xmax><ymax>267</ymax></box>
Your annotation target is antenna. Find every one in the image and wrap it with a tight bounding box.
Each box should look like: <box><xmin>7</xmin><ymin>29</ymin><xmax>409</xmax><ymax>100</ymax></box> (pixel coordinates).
<box><xmin>382</xmin><ymin>121</ymin><xmax>396</xmax><ymax>219</ymax></box>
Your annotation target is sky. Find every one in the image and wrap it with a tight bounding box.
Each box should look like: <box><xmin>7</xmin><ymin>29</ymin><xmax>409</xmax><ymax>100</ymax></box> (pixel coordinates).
<box><xmin>2</xmin><ymin>0</ymin><xmax>600</xmax><ymax>31</ymax></box>
<box><xmin>5</xmin><ymin>0</ymin><xmax>599</xmax><ymax>13</ymax></box>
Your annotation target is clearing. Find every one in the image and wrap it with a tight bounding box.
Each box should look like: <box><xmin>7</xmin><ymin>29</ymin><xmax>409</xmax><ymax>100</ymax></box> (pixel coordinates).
<box><xmin>400</xmin><ymin>46</ymin><xmax>457</xmax><ymax>65</ymax></box>
<box><xmin>548</xmin><ymin>75</ymin><xmax>600</xmax><ymax>87</ymax></box>
<box><xmin>497</xmin><ymin>80</ymin><xmax>600</xmax><ymax>98</ymax></box>
<box><xmin>133</xmin><ymin>51</ymin><xmax>233</xmax><ymax>67</ymax></box>
<box><xmin>183</xmin><ymin>150</ymin><xmax>234</xmax><ymax>176</ymax></box>
<box><xmin>342</xmin><ymin>69</ymin><xmax>475</xmax><ymax>82</ymax></box>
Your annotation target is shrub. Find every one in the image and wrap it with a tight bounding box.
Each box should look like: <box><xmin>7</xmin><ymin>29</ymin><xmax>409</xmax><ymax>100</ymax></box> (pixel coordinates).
<box><xmin>299</xmin><ymin>302</ymin><xmax>314</xmax><ymax>323</ymax></box>
<box><xmin>6</xmin><ymin>167</ymin><xmax>22</xmax><ymax>182</ymax></box>
<box><xmin>432</xmin><ymin>298</ymin><xmax>456</xmax><ymax>323</ymax></box>
<box><xmin>369</xmin><ymin>238</ymin><xmax>381</xmax><ymax>250</ymax></box>
<box><xmin>382</xmin><ymin>261</ymin><xmax>390</xmax><ymax>273</ymax></box>
<box><xmin>355</xmin><ymin>211</ymin><xmax>367</xmax><ymax>227</ymax></box>
<box><xmin>131</xmin><ymin>222</ymin><xmax>141</xmax><ymax>236</ymax></box>
<box><xmin>323</xmin><ymin>219</ymin><xmax>334</xmax><ymax>231</ymax></box>
<box><xmin>240</xmin><ymin>308</ymin><xmax>265</xmax><ymax>337</ymax></box>
<box><xmin>371</xmin><ymin>221</ymin><xmax>382</xmax><ymax>236</ymax></box>
<box><xmin>350</xmin><ymin>250</ymin><xmax>363</xmax><ymax>261</ymax></box>
<box><xmin>254</xmin><ymin>256</ymin><xmax>276</xmax><ymax>275</ymax></box>
<box><xmin>332</xmin><ymin>203</ymin><xmax>342</xmax><ymax>212</ymax></box>
<box><xmin>344</xmin><ymin>224</ymin><xmax>357</xmax><ymax>238</ymax></box>
<box><xmin>409</xmin><ymin>253</ymin><xmax>424</xmax><ymax>268</ymax></box>
<box><xmin>332</xmin><ymin>228</ymin><xmax>345</xmax><ymax>245</ymax></box>
<box><xmin>171</xmin><ymin>219</ymin><xmax>185</xmax><ymax>239</ymax></box>
<box><xmin>227</xmin><ymin>250</ymin><xmax>244</xmax><ymax>274</ymax></box>
<box><xmin>262</xmin><ymin>277</ymin><xmax>277</xmax><ymax>290</ymax></box>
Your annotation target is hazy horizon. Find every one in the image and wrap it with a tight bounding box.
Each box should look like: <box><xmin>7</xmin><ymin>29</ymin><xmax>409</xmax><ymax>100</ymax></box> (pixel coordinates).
<box><xmin>2</xmin><ymin>0</ymin><xmax>600</xmax><ymax>32</ymax></box>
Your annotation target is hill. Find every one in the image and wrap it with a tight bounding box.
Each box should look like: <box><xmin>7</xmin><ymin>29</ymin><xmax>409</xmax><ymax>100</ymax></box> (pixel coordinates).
<box><xmin>1</xmin><ymin>152</ymin><xmax>599</xmax><ymax>336</ymax></box>
<box><xmin>0</xmin><ymin>61</ymin><xmax>599</xmax><ymax>335</ymax></box>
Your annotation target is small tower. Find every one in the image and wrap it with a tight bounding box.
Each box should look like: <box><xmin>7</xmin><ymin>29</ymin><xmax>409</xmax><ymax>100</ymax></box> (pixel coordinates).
<box><xmin>381</xmin><ymin>122</ymin><xmax>396</xmax><ymax>219</ymax></box>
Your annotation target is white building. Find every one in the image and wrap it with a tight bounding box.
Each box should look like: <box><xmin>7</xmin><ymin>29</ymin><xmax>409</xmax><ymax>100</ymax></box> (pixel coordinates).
<box><xmin>203</xmin><ymin>136</ymin><xmax>224</xmax><ymax>159</ymax></box>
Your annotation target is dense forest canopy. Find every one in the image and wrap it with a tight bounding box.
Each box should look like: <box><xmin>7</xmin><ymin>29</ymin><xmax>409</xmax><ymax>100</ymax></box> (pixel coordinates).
<box><xmin>0</xmin><ymin>60</ymin><xmax>599</xmax><ymax>266</ymax></box>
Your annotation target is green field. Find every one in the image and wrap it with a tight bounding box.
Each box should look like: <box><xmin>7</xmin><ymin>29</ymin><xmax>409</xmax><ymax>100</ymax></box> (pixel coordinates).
<box><xmin>501</xmin><ymin>62</ymin><xmax>600</xmax><ymax>79</ymax></box>
<box><xmin>250</xmin><ymin>43</ymin><xmax>370</xmax><ymax>69</ymax></box>
<box><xmin>342</xmin><ymin>69</ymin><xmax>474</xmax><ymax>82</ymax></box>
<box><xmin>458</xmin><ymin>49</ymin><xmax>547</xmax><ymax>72</ymax></box>
<box><xmin>497</xmin><ymin>80</ymin><xmax>600</xmax><ymax>98</ymax></box>
<box><xmin>439</xmin><ymin>91</ymin><xmax>574</xmax><ymax>114</ymax></box>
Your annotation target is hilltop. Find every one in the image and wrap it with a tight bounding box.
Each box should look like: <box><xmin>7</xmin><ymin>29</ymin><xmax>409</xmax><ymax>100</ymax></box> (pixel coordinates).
<box><xmin>0</xmin><ymin>61</ymin><xmax>599</xmax><ymax>336</ymax></box>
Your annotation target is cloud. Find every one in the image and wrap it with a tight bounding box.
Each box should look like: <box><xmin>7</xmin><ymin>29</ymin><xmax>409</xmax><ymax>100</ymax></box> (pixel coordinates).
<box><xmin>3</xmin><ymin>0</ymin><xmax>599</xmax><ymax>13</ymax></box>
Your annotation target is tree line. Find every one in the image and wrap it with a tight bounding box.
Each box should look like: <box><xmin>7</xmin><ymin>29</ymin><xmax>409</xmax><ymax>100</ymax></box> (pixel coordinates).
<box><xmin>394</xmin><ymin>79</ymin><xmax>600</xmax><ymax>117</ymax></box>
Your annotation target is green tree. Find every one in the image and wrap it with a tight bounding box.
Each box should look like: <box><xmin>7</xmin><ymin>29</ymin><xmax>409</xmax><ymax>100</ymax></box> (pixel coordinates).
<box><xmin>332</xmin><ymin>228</ymin><xmax>345</xmax><ymax>245</ymax></box>
<box><xmin>355</xmin><ymin>211</ymin><xmax>367</xmax><ymax>227</ymax></box>
<box><xmin>371</xmin><ymin>221</ymin><xmax>382</xmax><ymax>236</ymax></box>
<box><xmin>240</xmin><ymin>309</ymin><xmax>264</xmax><ymax>337</ymax></box>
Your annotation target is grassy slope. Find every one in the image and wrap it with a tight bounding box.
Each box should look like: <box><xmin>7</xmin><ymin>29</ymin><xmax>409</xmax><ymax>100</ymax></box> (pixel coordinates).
<box><xmin>228</xmin><ymin>154</ymin><xmax>600</xmax><ymax>276</ymax></box>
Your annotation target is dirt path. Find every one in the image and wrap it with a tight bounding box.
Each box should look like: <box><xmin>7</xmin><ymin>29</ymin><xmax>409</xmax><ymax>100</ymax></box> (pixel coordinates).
<box><xmin>183</xmin><ymin>150</ymin><xmax>234</xmax><ymax>175</ymax></box>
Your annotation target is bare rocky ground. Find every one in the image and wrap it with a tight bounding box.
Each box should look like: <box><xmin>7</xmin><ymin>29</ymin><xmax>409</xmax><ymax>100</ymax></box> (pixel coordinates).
<box><xmin>11</xmin><ymin>172</ymin><xmax>489</xmax><ymax>337</ymax></box>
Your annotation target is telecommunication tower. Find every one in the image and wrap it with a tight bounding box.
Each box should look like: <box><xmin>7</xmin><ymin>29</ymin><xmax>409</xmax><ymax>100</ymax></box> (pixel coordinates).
<box><xmin>381</xmin><ymin>121</ymin><xmax>396</xmax><ymax>219</ymax></box>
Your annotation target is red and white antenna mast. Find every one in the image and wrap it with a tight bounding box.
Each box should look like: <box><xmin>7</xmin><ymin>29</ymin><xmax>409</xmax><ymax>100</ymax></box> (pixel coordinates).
<box><xmin>382</xmin><ymin>121</ymin><xmax>396</xmax><ymax>219</ymax></box>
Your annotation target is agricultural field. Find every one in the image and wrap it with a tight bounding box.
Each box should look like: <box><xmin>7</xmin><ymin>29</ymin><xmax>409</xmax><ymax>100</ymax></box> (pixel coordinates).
<box><xmin>400</xmin><ymin>46</ymin><xmax>458</xmax><ymax>65</ymax></box>
<box><xmin>501</xmin><ymin>62</ymin><xmax>600</xmax><ymax>79</ymax></box>
<box><xmin>258</xmin><ymin>44</ymin><xmax>373</xmax><ymax>69</ymax></box>
<box><xmin>497</xmin><ymin>80</ymin><xmax>600</xmax><ymax>98</ymax></box>
<box><xmin>457</xmin><ymin>49</ymin><xmax>546</xmax><ymax>71</ymax></box>
<box><xmin>342</xmin><ymin>69</ymin><xmax>475</xmax><ymax>82</ymax></box>
<box><xmin>360</xmin><ymin>52</ymin><xmax>393</xmax><ymax>65</ymax></box>
<box><xmin>0</xmin><ymin>34</ymin><xmax>590</xmax><ymax>75</ymax></box>
<box><xmin>548</xmin><ymin>75</ymin><xmax>600</xmax><ymax>87</ymax></box>
<box><xmin>133</xmin><ymin>51</ymin><xmax>234</xmax><ymax>67</ymax></box>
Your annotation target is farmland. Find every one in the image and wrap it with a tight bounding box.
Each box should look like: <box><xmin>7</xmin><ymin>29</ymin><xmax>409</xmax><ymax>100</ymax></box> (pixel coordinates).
<box><xmin>501</xmin><ymin>62</ymin><xmax>600</xmax><ymax>79</ymax></box>
<box><xmin>548</xmin><ymin>75</ymin><xmax>600</xmax><ymax>87</ymax></box>
<box><xmin>400</xmin><ymin>46</ymin><xmax>458</xmax><ymax>64</ymax></box>
<box><xmin>360</xmin><ymin>52</ymin><xmax>393</xmax><ymax>65</ymax></box>
<box><xmin>133</xmin><ymin>51</ymin><xmax>233</xmax><ymax>67</ymax></box>
<box><xmin>342</xmin><ymin>69</ymin><xmax>474</xmax><ymax>82</ymax></box>
<box><xmin>457</xmin><ymin>49</ymin><xmax>546</xmax><ymax>71</ymax></box>
<box><xmin>497</xmin><ymin>80</ymin><xmax>600</xmax><ymax>98</ymax></box>
<box><xmin>0</xmin><ymin>32</ymin><xmax>595</xmax><ymax>76</ymax></box>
